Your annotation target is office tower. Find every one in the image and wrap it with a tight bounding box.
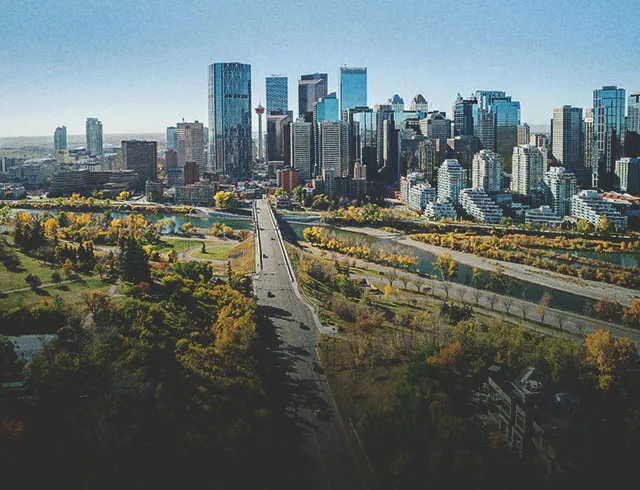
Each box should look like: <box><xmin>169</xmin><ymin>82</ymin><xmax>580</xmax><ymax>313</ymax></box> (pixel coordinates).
<box><xmin>54</xmin><ymin>126</ymin><xmax>67</xmax><ymax>152</ymax></box>
<box><xmin>517</xmin><ymin>124</ymin><xmax>530</xmax><ymax>145</ymax></box>
<box><xmin>255</xmin><ymin>104</ymin><xmax>265</xmax><ymax>159</ymax></box>
<box><xmin>208</xmin><ymin>62</ymin><xmax>252</xmax><ymax>178</ymax></box>
<box><xmin>593</xmin><ymin>86</ymin><xmax>626</xmax><ymax>190</ymax></box>
<box><xmin>389</xmin><ymin>94</ymin><xmax>404</xmax><ymax>112</ymax></box>
<box><xmin>418</xmin><ymin>139</ymin><xmax>437</xmax><ymax>181</ymax></box>
<box><xmin>319</xmin><ymin>120</ymin><xmax>349</xmax><ymax>177</ymax></box>
<box><xmin>339</xmin><ymin>67</ymin><xmax>367</xmax><ymax>114</ymax></box>
<box><xmin>615</xmin><ymin>157</ymin><xmax>640</xmax><ymax>194</ymax></box>
<box><xmin>266</xmin><ymin>75</ymin><xmax>288</xmax><ymax>115</ymax></box>
<box><xmin>552</xmin><ymin>106</ymin><xmax>587</xmax><ymax>185</ymax></box>
<box><xmin>298</xmin><ymin>73</ymin><xmax>328</xmax><ymax>120</ymax></box>
<box><xmin>266</xmin><ymin>113</ymin><xmax>291</xmax><ymax>163</ymax></box>
<box><xmin>453</xmin><ymin>94</ymin><xmax>477</xmax><ymax>137</ymax></box>
<box><xmin>121</xmin><ymin>140</ymin><xmax>158</xmax><ymax>190</ymax></box>
<box><xmin>583</xmin><ymin>108</ymin><xmax>593</xmax><ymax>182</ymax></box>
<box><xmin>183</xmin><ymin>161</ymin><xmax>200</xmax><ymax>185</ymax></box>
<box><xmin>474</xmin><ymin>90</ymin><xmax>520</xmax><ymax>169</ymax></box>
<box><xmin>544</xmin><ymin>166</ymin><xmax>577</xmax><ymax>216</ymax></box>
<box><xmin>351</xmin><ymin>110</ymin><xmax>377</xmax><ymax>180</ymax></box>
<box><xmin>472</xmin><ymin>150</ymin><xmax>503</xmax><ymax>193</ymax></box>
<box><xmin>166</xmin><ymin>126</ymin><xmax>177</xmax><ymax>151</ymax></box>
<box><xmin>176</xmin><ymin>121</ymin><xmax>205</xmax><ymax>169</ymax></box>
<box><xmin>437</xmin><ymin>159</ymin><xmax>466</xmax><ymax>204</ymax></box>
<box><xmin>165</xmin><ymin>150</ymin><xmax>177</xmax><ymax>171</ymax></box>
<box><xmin>626</xmin><ymin>92</ymin><xmax>640</xmax><ymax>158</ymax></box>
<box><xmin>313</xmin><ymin>92</ymin><xmax>339</xmax><ymax>123</ymax></box>
<box><xmin>423</xmin><ymin>112</ymin><xmax>452</xmax><ymax>140</ymax></box>
<box><xmin>511</xmin><ymin>144</ymin><xmax>545</xmax><ymax>195</ymax></box>
<box><xmin>410</xmin><ymin>94</ymin><xmax>429</xmax><ymax>112</ymax></box>
<box><xmin>291</xmin><ymin>121</ymin><xmax>313</xmax><ymax>182</ymax></box>
<box><xmin>343</xmin><ymin>106</ymin><xmax>373</xmax><ymax>176</ymax></box>
<box><xmin>86</xmin><ymin>118</ymin><xmax>103</xmax><ymax>157</ymax></box>
<box><xmin>476</xmin><ymin>110</ymin><xmax>495</xmax><ymax>152</ymax></box>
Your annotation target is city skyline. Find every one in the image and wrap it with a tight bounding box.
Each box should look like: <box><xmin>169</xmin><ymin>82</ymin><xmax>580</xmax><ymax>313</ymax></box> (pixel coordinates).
<box><xmin>1</xmin><ymin>0</ymin><xmax>638</xmax><ymax>137</ymax></box>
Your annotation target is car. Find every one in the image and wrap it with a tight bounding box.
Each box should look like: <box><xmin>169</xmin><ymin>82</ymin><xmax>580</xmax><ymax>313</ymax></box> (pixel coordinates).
<box><xmin>267</xmin><ymin>291</ymin><xmax>275</xmax><ymax>298</ymax></box>
<box><xmin>285</xmin><ymin>406</ymin><xmax>296</xmax><ymax>419</ymax></box>
<box><xmin>299</xmin><ymin>322</ymin><xmax>310</xmax><ymax>330</ymax></box>
<box><xmin>263</xmin><ymin>253</ymin><xmax>268</xmax><ymax>258</ymax></box>
<box><xmin>271</xmin><ymin>237</ymin><xmax>275</xmax><ymax>240</ymax></box>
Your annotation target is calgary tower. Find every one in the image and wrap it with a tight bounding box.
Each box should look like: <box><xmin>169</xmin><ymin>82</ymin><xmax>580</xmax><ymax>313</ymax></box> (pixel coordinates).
<box><xmin>255</xmin><ymin>104</ymin><xmax>265</xmax><ymax>159</ymax></box>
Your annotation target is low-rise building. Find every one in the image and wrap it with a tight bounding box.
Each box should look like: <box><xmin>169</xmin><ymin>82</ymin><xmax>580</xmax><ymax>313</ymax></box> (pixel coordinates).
<box><xmin>425</xmin><ymin>199</ymin><xmax>457</xmax><ymax>220</ymax></box>
<box><xmin>459</xmin><ymin>187</ymin><xmax>503</xmax><ymax>223</ymax></box>
<box><xmin>174</xmin><ymin>181</ymin><xmax>219</xmax><ymax>204</ymax></box>
<box><xmin>571</xmin><ymin>190</ymin><xmax>627</xmax><ymax>229</ymax></box>
<box><xmin>408</xmin><ymin>183</ymin><xmax>436</xmax><ymax>211</ymax></box>
<box><xmin>0</xmin><ymin>183</ymin><xmax>26</xmax><ymax>199</ymax></box>
<box><xmin>399</xmin><ymin>172</ymin><xmax>426</xmax><ymax>203</ymax></box>
<box><xmin>525</xmin><ymin>205</ymin><xmax>563</xmax><ymax>227</ymax></box>
<box><xmin>145</xmin><ymin>180</ymin><xmax>163</xmax><ymax>202</ymax></box>
<box><xmin>277</xmin><ymin>167</ymin><xmax>300</xmax><ymax>193</ymax></box>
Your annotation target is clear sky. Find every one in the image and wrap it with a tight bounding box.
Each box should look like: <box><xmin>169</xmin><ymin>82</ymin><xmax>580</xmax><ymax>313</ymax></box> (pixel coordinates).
<box><xmin>1</xmin><ymin>0</ymin><xmax>638</xmax><ymax>137</ymax></box>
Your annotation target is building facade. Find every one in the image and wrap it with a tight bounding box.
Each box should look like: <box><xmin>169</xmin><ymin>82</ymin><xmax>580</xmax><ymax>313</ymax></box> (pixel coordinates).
<box><xmin>177</xmin><ymin>121</ymin><xmax>205</xmax><ymax>169</ymax></box>
<box><xmin>472</xmin><ymin>149</ymin><xmax>503</xmax><ymax>194</ymax></box>
<box><xmin>298</xmin><ymin>73</ymin><xmax>328</xmax><ymax>120</ymax></box>
<box><xmin>54</xmin><ymin>126</ymin><xmax>67</xmax><ymax>152</ymax></box>
<box><xmin>339</xmin><ymin>67</ymin><xmax>367</xmax><ymax>114</ymax></box>
<box><xmin>571</xmin><ymin>190</ymin><xmax>627</xmax><ymax>229</ymax></box>
<box><xmin>266</xmin><ymin>75</ymin><xmax>288</xmax><ymax>115</ymax></box>
<box><xmin>291</xmin><ymin>121</ymin><xmax>313</xmax><ymax>182</ymax></box>
<box><xmin>437</xmin><ymin>159</ymin><xmax>466</xmax><ymax>204</ymax></box>
<box><xmin>614</xmin><ymin>157</ymin><xmax>640</xmax><ymax>194</ymax></box>
<box><xmin>183</xmin><ymin>161</ymin><xmax>200</xmax><ymax>185</ymax></box>
<box><xmin>408</xmin><ymin>183</ymin><xmax>436</xmax><ymax>211</ymax></box>
<box><xmin>86</xmin><ymin>118</ymin><xmax>103</xmax><ymax>157</ymax></box>
<box><xmin>459</xmin><ymin>187</ymin><xmax>503</xmax><ymax>223</ymax></box>
<box><xmin>166</xmin><ymin>126</ymin><xmax>177</xmax><ymax>151</ymax></box>
<box><xmin>511</xmin><ymin>145</ymin><xmax>546</xmax><ymax>196</ymax></box>
<box><xmin>544</xmin><ymin>166</ymin><xmax>577</xmax><ymax>216</ymax></box>
<box><xmin>425</xmin><ymin>200</ymin><xmax>457</xmax><ymax>220</ymax></box>
<box><xmin>593</xmin><ymin>86</ymin><xmax>626</xmax><ymax>190</ymax></box>
<box><xmin>121</xmin><ymin>140</ymin><xmax>157</xmax><ymax>190</ymax></box>
<box><xmin>552</xmin><ymin>106</ymin><xmax>586</xmax><ymax>185</ymax></box>
<box><xmin>208</xmin><ymin>62</ymin><xmax>252</xmax><ymax>178</ymax></box>
<box><xmin>319</xmin><ymin>121</ymin><xmax>349</xmax><ymax>177</ymax></box>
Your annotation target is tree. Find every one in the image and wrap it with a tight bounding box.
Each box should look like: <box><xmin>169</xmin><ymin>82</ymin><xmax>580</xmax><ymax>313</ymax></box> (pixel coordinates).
<box><xmin>24</xmin><ymin>273</ymin><xmax>42</xmax><ymax>290</ymax></box>
<box><xmin>116</xmin><ymin>191</ymin><xmax>131</xmax><ymax>201</ymax></box>
<box><xmin>585</xmin><ymin>329</ymin><xmax>637</xmax><ymax>390</ymax></box>
<box><xmin>118</xmin><ymin>235</ymin><xmax>150</xmax><ymax>283</ymax></box>
<box><xmin>201</xmin><ymin>241</ymin><xmax>207</xmax><ymax>254</ymax></box>
<box><xmin>598</xmin><ymin>216</ymin><xmax>613</xmax><ymax>234</ymax></box>
<box><xmin>83</xmin><ymin>290</ymin><xmax>112</xmax><ymax>319</ymax></box>
<box><xmin>501</xmin><ymin>296</ymin><xmax>514</xmax><ymax>315</ymax></box>
<box><xmin>488</xmin><ymin>293</ymin><xmax>499</xmax><ymax>310</ymax></box>
<box><xmin>0</xmin><ymin>336</ymin><xmax>23</xmax><ymax>375</ymax></box>
<box><xmin>384</xmin><ymin>283</ymin><xmax>393</xmax><ymax>297</ymax></box>
<box><xmin>214</xmin><ymin>191</ymin><xmax>235</xmax><ymax>209</ymax></box>
<box><xmin>180</xmin><ymin>222</ymin><xmax>197</xmax><ymax>237</ymax></box>
<box><xmin>536</xmin><ymin>293</ymin><xmax>552</xmax><ymax>324</ymax></box>
<box><xmin>62</xmin><ymin>258</ymin><xmax>74</xmax><ymax>278</ymax></box>
<box><xmin>433</xmin><ymin>252</ymin><xmax>458</xmax><ymax>281</ymax></box>
<box><xmin>43</xmin><ymin>217</ymin><xmax>58</xmax><ymax>241</ymax></box>
<box><xmin>292</xmin><ymin>186</ymin><xmax>304</xmax><ymax>203</ymax></box>
<box><xmin>51</xmin><ymin>270</ymin><xmax>63</xmax><ymax>283</ymax></box>
<box><xmin>274</xmin><ymin>187</ymin><xmax>287</xmax><ymax>197</ymax></box>
<box><xmin>623</xmin><ymin>299</ymin><xmax>640</xmax><ymax>328</ymax></box>
<box><xmin>386</xmin><ymin>269</ymin><xmax>399</xmax><ymax>286</ymax></box>
<box><xmin>167</xmin><ymin>250</ymin><xmax>178</xmax><ymax>263</ymax></box>
<box><xmin>94</xmin><ymin>262</ymin><xmax>107</xmax><ymax>280</ymax></box>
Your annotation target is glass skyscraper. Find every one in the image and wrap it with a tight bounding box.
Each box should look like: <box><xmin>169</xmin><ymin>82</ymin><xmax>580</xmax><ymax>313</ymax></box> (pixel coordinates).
<box><xmin>629</xmin><ymin>92</ymin><xmax>640</xmax><ymax>134</ymax></box>
<box><xmin>54</xmin><ymin>126</ymin><xmax>67</xmax><ymax>152</ymax></box>
<box><xmin>313</xmin><ymin>93</ymin><xmax>339</xmax><ymax>124</ymax></box>
<box><xmin>593</xmin><ymin>86</ymin><xmax>626</xmax><ymax>190</ymax></box>
<box><xmin>552</xmin><ymin>106</ymin><xmax>586</xmax><ymax>185</ymax></box>
<box><xmin>266</xmin><ymin>75</ymin><xmax>288</xmax><ymax>115</ymax></box>
<box><xmin>298</xmin><ymin>73</ymin><xmax>328</xmax><ymax>120</ymax></box>
<box><xmin>208</xmin><ymin>62</ymin><xmax>252</xmax><ymax>178</ymax></box>
<box><xmin>473</xmin><ymin>90</ymin><xmax>520</xmax><ymax>170</ymax></box>
<box><xmin>339</xmin><ymin>67</ymin><xmax>367</xmax><ymax>114</ymax></box>
<box><xmin>166</xmin><ymin>126</ymin><xmax>177</xmax><ymax>151</ymax></box>
<box><xmin>85</xmin><ymin>118</ymin><xmax>103</xmax><ymax>157</ymax></box>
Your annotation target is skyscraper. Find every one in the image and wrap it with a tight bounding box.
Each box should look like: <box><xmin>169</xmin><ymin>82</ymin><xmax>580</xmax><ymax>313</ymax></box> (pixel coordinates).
<box><xmin>511</xmin><ymin>145</ymin><xmax>545</xmax><ymax>196</ymax></box>
<box><xmin>298</xmin><ymin>73</ymin><xmax>328</xmax><ymax>120</ymax></box>
<box><xmin>54</xmin><ymin>126</ymin><xmax>67</xmax><ymax>152</ymax></box>
<box><xmin>626</xmin><ymin>92</ymin><xmax>640</xmax><ymax>158</ymax></box>
<box><xmin>472</xmin><ymin>150</ymin><xmax>503</xmax><ymax>194</ymax></box>
<box><xmin>437</xmin><ymin>159</ymin><xmax>466</xmax><ymax>204</ymax></box>
<box><xmin>313</xmin><ymin>93</ymin><xmax>339</xmax><ymax>124</ymax></box>
<box><xmin>339</xmin><ymin>67</ymin><xmax>367</xmax><ymax>114</ymax></box>
<box><xmin>552</xmin><ymin>106</ymin><xmax>587</xmax><ymax>185</ymax></box>
<box><xmin>166</xmin><ymin>126</ymin><xmax>177</xmax><ymax>151</ymax></box>
<box><xmin>266</xmin><ymin>113</ymin><xmax>291</xmax><ymax>163</ymax></box>
<box><xmin>176</xmin><ymin>121</ymin><xmax>205</xmax><ymax>169</ymax></box>
<box><xmin>86</xmin><ymin>118</ymin><xmax>103</xmax><ymax>157</ymax></box>
<box><xmin>266</xmin><ymin>75</ymin><xmax>288</xmax><ymax>115</ymax></box>
<box><xmin>319</xmin><ymin>120</ymin><xmax>349</xmax><ymax>177</ymax></box>
<box><xmin>517</xmin><ymin>124</ymin><xmax>530</xmax><ymax>145</ymax></box>
<box><xmin>410</xmin><ymin>94</ymin><xmax>429</xmax><ymax>112</ymax></box>
<box><xmin>453</xmin><ymin>94</ymin><xmax>477</xmax><ymax>137</ymax></box>
<box><xmin>122</xmin><ymin>140</ymin><xmax>157</xmax><ymax>190</ymax></box>
<box><xmin>593</xmin><ymin>86</ymin><xmax>626</xmax><ymax>190</ymax></box>
<box><xmin>351</xmin><ymin>110</ymin><xmax>377</xmax><ymax>180</ymax></box>
<box><xmin>474</xmin><ymin>91</ymin><xmax>520</xmax><ymax>170</ymax></box>
<box><xmin>544</xmin><ymin>166</ymin><xmax>577</xmax><ymax>216</ymax></box>
<box><xmin>389</xmin><ymin>94</ymin><xmax>404</xmax><ymax>113</ymax></box>
<box><xmin>291</xmin><ymin>121</ymin><xmax>313</xmax><ymax>182</ymax></box>
<box><xmin>208</xmin><ymin>62</ymin><xmax>252</xmax><ymax>178</ymax></box>
<box><xmin>584</xmin><ymin>108</ymin><xmax>594</xmax><ymax>180</ymax></box>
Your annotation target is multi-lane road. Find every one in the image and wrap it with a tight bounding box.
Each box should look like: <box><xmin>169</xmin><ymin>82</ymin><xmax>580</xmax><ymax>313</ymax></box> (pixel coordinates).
<box><xmin>253</xmin><ymin>198</ymin><xmax>368</xmax><ymax>490</ymax></box>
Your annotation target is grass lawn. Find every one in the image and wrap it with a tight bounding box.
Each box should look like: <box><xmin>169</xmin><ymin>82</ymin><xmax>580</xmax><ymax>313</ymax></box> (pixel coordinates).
<box><xmin>0</xmin><ymin>277</ymin><xmax>112</xmax><ymax>309</ymax></box>
<box><xmin>190</xmin><ymin>243</ymin><xmax>235</xmax><ymax>260</ymax></box>
<box><xmin>153</xmin><ymin>237</ymin><xmax>219</xmax><ymax>253</ymax></box>
<box><xmin>0</xmin><ymin>248</ymin><xmax>68</xmax><ymax>291</ymax></box>
<box><xmin>209</xmin><ymin>237</ymin><xmax>255</xmax><ymax>275</ymax></box>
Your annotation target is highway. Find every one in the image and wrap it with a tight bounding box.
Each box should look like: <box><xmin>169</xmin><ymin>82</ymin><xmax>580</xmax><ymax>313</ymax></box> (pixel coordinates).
<box><xmin>253</xmin><ymin>198</ymin><xmax>368</xmax><ymax>490</ymax></box>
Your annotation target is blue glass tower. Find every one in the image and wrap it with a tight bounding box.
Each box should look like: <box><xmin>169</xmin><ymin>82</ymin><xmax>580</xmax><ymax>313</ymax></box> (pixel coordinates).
<box><xmin>593</xmin><ymin>86</ymin><xmax>626</xmax><ymax>189</ymax></box>
<box><xmin>266</xmin><ymin>75</ymin><xmax>288</xmax><ymax>115</ymax></box>
<box><xmin>340</xmin><ymin>67</ymin><xmax>367</xmax><ymax>114</ymax></box>
<box><xmin>313</xmin><ymin>93</ymin><xmax>339</xmax><ymax>124</ymax></box>
<box><xmin>208</xmin><ymin>62</ymin><xmax>252</xmax><ymax>178</ymax></box>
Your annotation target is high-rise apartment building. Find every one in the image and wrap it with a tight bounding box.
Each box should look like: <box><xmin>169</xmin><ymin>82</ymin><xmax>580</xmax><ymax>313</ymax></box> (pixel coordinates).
<box><xmin>544</xmin><ymin>166</ymin><xmax>577</xmax><ymax>216</ymax></box>
<box><xmin>121</xmin><ymin>140</ymin><xmax>157</xmax><ymax>190</ymax></box>
<box><xmin>54</xmin><ymin>126</ymin><xmax>67</xmax><ymax>152</ymax></box>
<box><xmin>291</xmin><ymin>121</ymin><xmax>313</xmax><ymax>182</ymax></box>
<box><xmin>339</xmin><ymin>67</ymin><xmax>367</xmax><ymax>114</ymax></box>
<box><xmin>319</xmin><ymin>121</ymin><xmax>349</xmax><ymax>177</ymax></box>
<box><xmin>176</xmin><ymin>121</ymin><xmax>205</xmax><ymax>169</ymax></box>
<box><xmin>298</xmin><ymin>73</ymin><xmax>328</xmax><ymax>120</ymax></box>
<box><xmin>593</xmin><ymin>86</ymin><xmax>626</xmax><ymax>190</ymax></box>
<box><xmin>86</xmin><ymin>118</ymin><xmax>103</xmax><ymax>157</ymax></box>
<box><xmin>266</xmin><ymin>75</ymin><xmax>288</xmax><ymax>115</ymax></box>
<box><xmin>552</xmin><ymin>106</ymin><xmax>586</xmax><ymax>185</ymax></box>
<box><xmin>511</xmin><ymin>145</ymin><xmax>545</xmax><ymax>196</ymax></box>
<box><xmin>615</xmin><ymin>157</ymin><xmax>640</xmax><ymax>194</ymax></box>
<box><xmin>472</xmin><ymin>150</ymin><xmax>503</xmax><ymax>194</ymax></box>
<box><xmin>208</xmin><ymin>62</ymin><xmax>252</xmax><ymax>178</ymax></box>
<box><xmin>166</xmin><ymin>126</ymin><xmax>177</xmax><ymax>151</ymax></box>
<box><xmin>437</xmin><ymin>159</ymin><xmax>466</xmax><ymax>204</ymax></box>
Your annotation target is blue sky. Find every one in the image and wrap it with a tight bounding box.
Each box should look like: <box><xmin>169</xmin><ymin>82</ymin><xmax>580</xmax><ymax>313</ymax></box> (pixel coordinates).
<box><xmin>1</xmin><ymin>0</ymin><xmax>638</xmax><ymax>137</ymax></box>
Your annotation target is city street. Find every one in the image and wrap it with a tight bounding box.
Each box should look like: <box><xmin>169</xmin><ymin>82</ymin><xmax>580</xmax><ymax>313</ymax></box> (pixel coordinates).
<box><xmin>253</xmin><ymin>198</ymin><xmax>368</xmax><ymax>490</ymax></box>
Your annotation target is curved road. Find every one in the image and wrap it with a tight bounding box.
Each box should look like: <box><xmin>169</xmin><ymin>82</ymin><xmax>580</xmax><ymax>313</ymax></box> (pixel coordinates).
<box><xmin>253</xmin><ymin>199</ymin><xmax>368</xmax><ymax>490</ymax></box>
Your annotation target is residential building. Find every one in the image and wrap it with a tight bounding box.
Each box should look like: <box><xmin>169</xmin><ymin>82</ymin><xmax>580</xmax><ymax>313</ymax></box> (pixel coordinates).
<box><xmin>400</xmin><ymin>172</ymin><xmax>426</xmax><ymax>203</ymax></box>
<box><xmin>511</xmin><ymin>145</ymin><xmax>546</xmax><ymax>196</ymax></box>
<box><xmin>437</xmin><ymin>159</ymin><xmax>466</xmax><ymax>204</ymax></box>
<box><xmin>552</xmin><ymin>106</ymin><xmax>588</xmax><ymax>185</ymax></box>
<box><xmin>410</xmin><ymin>94</ymin><xmax>429</xmax><ymax>112</ymax></box>
<box><xmin>593</xmin><ymin>86</ymin><xmax>626</xmax><ymax>190</ymax></box>
<box><xmin>319</xmin><ymin>120</ymin><xmax>349</xmax><ymax>177</ymax></box>
<box><xmin>166</xmin><ymin>126</ymin><xmax>177</xmax><ymax>151</ymax></box>
<box><xmin>208</xmin><ymin>62</ymin><xmax>252</xmax><ymax>178</ymax></box>
<box><xmin>453</xmin><ymin>93</ymin><xmax>477</xmax><ymax>137</ymax></box>
<box><xmin>86</xmin><ymin>118</ymin><xmax>103</xmax><ymax>157</ymax></box>
<box><xmin>54</xmin><ymin>126</ymin><xmax>67</xmax><ymax>152</ymax></box>
<box><xmin>614</xmin><ymin>157</ymin><xmax>640</xmax><ymax>194</ymax></box>
<box><xmin>183</xmin><ymin>161</ymin><xmax>199</xmax><ymax>185</ymax></box>
<box><xmin>122</xmin><ymin>140</ymin><xmax>157</xmax><ymax>190</ymax></box>
<box><xmin>525</xmin><ymin>206</ymin><xmax>563</xmax><ymax>226</ymax></box>
<box><xmin>298</xmin><ymin>73</ymin><xmax>328</xmax><ymax>120</ymax></box>
<box><xmin>421</xmin><ymin>111</ymin><xmax>452</xmax><ymax>141</ymax></box>
<box><xmin>571</xmin><ymin>190</ymin><xmax>627</xmax><ymax>228</ymax></box>
<box><xmin>418</xmin><ymin>139</ymin><xmax>438</xmax><ymax>181</ymax></box>
<box><xmin>530</xmin><ymin>133</ymin><xmax>550</xmax><ymax>153</ymax></box>
<box><xmin>353</xmin><ymin>162</ymin><xmax>367</xmax><ymax>180</ymax></box>
<box><xmin>266</xmin><ymin>75</ymin><xmax>288</xmax><ymax>114</ymax></box>
<box><xmin>408</xmin><ymin>183</ymin><xmax>436</xmax><ymax>211</ymax></box>
<box><xmin>425</xmin><ymin>200</ymin><xmax>457</xmax><ymax>220</ymax></box>
<box><xmin>291</xmin><ymin>121</ymin><xmax>313</xmax><ymax>182</ymax></box>
<box><xmin>472</xmin><ymin>150</ymin><xmax>503</xmax><ymax>194</ymax></box>
<box><xmin>177</xmin><ymin>121</ymin><xmax>205</xmax><ymax>168</ymax></box>
<box><xmin>459</xmin><ymin>187</ymin><xmax>503</xmax><ymax>223</ymax></box>
<box><xmin>339</xmin><ymin>67</ymin><xmax>367</xmax><ymax>113</ymax></box>
<box><xmin>276</xmin><ymin>167</ymin><xmax>299</xmax><ymax>193</ymax></box>
<box><xmin>544</xmin><ymin>167</ymin><xmax>577</xmax><ymax>216</ymax></box>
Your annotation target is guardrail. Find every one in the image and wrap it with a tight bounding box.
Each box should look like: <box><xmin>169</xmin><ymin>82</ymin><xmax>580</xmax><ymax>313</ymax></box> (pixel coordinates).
<box><xmin>266</xmin><ymin>203</ymin><xmax>296</xmax><ymax>284</ymax></box>
<box><xmin>253</xmin><ymin>201</ymin><xmax>263</xmax><ymax>271</ymax></box>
